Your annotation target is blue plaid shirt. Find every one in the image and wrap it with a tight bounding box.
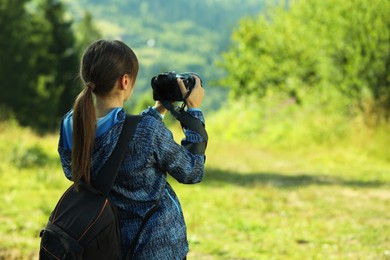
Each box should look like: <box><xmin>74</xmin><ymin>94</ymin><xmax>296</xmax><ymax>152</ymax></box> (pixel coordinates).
<box><xmin>58</xmin><ymin>107</ymin><xmax>206</xmax><ymax>259</ymax></box>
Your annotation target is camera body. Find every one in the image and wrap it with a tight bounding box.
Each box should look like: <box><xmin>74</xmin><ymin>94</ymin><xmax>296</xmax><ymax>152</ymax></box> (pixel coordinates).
<box><xmin>151</xmin><ymin>71</ymin><xmax>200</xmax><ymax>101</ymax></box>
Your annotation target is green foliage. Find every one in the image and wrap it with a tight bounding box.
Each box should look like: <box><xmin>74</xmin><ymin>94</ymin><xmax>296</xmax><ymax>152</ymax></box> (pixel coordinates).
<box><xmin>0</xmin><ymin>0</ymin><xmax>267</xmax><ymax>132</ymax></box>
<box><xmin>2</xmin><ymin>1</ymin><xmax>389</xmax><ymax>258</ymax></box>
<box><xmin>12</xmin><ymin>144</ymin><xmax>51</xmax><ymax>168</ymax></box>
<box><xmin>220</xmin><ymin>0</ymin><xmax>390</xmax><ymax>119</ymax></box>
<box><xmin>0</xmin><ymin>0</ymin><xmax>33</xmax><ymax>119</ymax></box>
<box><xmin>207</xmin><ymin>91</ymin><xmax>390</xmax><ymax>163</ymax></box>
<box><xmin>74</xmin><ymin>11</ymin><xmax>102</xmax><ymax>56</ymax></box>
<box><xmin>0</xmin><ymin>0</ymin><xmax>79</xmax><ymax>132</ymax></box>
<box><xmin>61</xmin><ymin>0</ymin><xmax>266</xmax><ymax>111</ymax></box>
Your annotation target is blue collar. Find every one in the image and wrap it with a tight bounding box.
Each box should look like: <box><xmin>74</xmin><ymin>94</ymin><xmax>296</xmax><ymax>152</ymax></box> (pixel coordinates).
<box><xmin>61</xmin><ymin>108</ymin><xmax>124</xmax><ymax>150</ymax></box>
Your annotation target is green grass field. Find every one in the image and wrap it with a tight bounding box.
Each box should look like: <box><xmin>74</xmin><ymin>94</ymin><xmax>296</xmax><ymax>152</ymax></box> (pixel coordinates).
<box><xmin>0</xmin><ymin>120</ymin><xmax>389</xmax><ymax>259</ymax></box>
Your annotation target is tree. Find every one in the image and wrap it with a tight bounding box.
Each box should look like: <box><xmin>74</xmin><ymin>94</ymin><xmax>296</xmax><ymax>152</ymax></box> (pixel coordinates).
<box><xmin>0</xmin><ymin>0</ymin><xmax>32</xmax><ymax>117</ymax></box>
<box><xmin>220</xmin><ymin>0</ymin><xmax>390</xmax><ymax>120</ymax></box>
<box><xmin>74</xmin><ymin>11</ymin><xmax>102</xmax><ymax>56</ymax></box>
<box><xmin>37</xmin><ymin>0</ymin><xmax>79</xmax><ymax>126</ymax></box>
<box><xmin>0</xmin><ymin>0</ymin><xmax>79</xmax><ymax>132</ymax></box>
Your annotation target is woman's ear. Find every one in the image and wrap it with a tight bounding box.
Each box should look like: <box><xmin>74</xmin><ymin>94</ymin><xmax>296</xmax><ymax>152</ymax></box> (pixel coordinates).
<box><xmin>121</xmin><ymin>74</ymin><xmax>135</xmax><ymax>101</ymax></box>
<box><xmin>120</xmin><ymin>74</ymin><xmax>130</xmax><ymax>90</ymax></box>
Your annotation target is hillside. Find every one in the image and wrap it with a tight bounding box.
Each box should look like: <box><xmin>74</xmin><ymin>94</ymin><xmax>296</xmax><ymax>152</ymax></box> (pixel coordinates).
<box><xmin>62</xmin><ymin>0</ymin><xmax>267</xmax><ymax>111</ymax></box>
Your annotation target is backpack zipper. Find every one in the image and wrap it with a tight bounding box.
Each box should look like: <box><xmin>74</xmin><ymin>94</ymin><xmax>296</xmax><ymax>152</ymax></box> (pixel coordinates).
<box><xmin>78</xmin><ymin>198</ymin><xmax>109</xmax><ymax>241</ymax></box>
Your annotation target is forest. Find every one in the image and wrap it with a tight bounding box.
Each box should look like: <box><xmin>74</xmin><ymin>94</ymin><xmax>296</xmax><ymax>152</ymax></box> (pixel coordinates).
<box><xmin>0</xmin><ymin>0</ymin><xmax>389</xmax><ymax>259</ymax></box>
<box><xmin>1</xmin><ymin>0</ymin><xmax>388</xmax><ymax>133</ymax></box>
<box><xmin>0</xmin><ymin>0</ymin><xmax>266</xmax><ymax>131</ymax></box>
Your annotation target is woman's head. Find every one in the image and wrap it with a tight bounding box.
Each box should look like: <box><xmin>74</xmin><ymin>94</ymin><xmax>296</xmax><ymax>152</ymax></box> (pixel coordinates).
<box><xmin>72</xmin><ymin>39</ymin><xmax>138</xmax><ymax>187</ymax></box>
<box><xmin>80</xmin><ymin>39</ymin><xmax>139</xmax><ymax>95</ymax></box>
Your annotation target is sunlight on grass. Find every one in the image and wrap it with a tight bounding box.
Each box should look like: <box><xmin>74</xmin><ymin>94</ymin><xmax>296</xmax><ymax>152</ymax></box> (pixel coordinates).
<box><xmin>0</xmin><ymin>118</ymin><xmax>389</xmax><ymax>259</ymax></box>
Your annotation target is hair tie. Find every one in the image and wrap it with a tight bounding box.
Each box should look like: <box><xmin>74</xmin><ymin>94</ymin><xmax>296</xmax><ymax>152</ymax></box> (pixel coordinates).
<box><xmin>86</xmin><ymin>82</ymin><xmax>95</xmax><ymax>91</ymax></box>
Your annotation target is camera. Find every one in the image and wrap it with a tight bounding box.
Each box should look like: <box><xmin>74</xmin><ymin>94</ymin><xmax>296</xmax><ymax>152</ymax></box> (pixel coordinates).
<box><xmin>151</xmin><ymin>71</ymin><xmax>201</xmax><ymax>101</ymax></box>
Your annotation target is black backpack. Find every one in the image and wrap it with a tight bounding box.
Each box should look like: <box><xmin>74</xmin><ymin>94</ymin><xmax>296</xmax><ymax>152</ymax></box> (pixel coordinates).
<box><xmin>39</xmin><ymin>115</ymin><xmax>141</xmax><ymax>260</ymax></box>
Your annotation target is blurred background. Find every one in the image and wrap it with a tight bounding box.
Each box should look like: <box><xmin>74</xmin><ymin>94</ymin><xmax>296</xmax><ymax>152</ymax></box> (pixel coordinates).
<box><xmin>0</xmin><ymin>0</ymin><xmax>389</xmax><ymax>259</ymax></box>
<box><xmin>0</xmin><ymin>0</ymin><xmax>267</xmax><ymax>131</ymax></box>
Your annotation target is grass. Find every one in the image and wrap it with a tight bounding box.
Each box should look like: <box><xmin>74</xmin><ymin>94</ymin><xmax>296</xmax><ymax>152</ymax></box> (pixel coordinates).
<box><xmin>178</xmin><ymin>134</ymin><xmax>390</xmax><ymax>259</ymax></box>
<box><xmin>0</xmin><ymin>118</ymin><xmax>389</xmax><ymax>259</ymax></box>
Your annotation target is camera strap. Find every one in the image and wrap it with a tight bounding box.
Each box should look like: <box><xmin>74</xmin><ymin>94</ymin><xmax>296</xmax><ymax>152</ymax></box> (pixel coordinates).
<box><xmin>162</xmin><ymin>101</ymin><xmax>208</xmax><ymax>155</ymax></box>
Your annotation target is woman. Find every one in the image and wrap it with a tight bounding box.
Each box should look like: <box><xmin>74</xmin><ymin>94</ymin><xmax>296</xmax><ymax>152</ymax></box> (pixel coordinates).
<box><xmin>57</xmin><ymin>39</ymin><xmax>206</xmax><ymax>259</ymax></box>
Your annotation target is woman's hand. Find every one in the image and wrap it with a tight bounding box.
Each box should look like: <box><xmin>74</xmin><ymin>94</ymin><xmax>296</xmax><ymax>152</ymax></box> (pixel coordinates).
<box><xmin>154</xmin><ymin>75</ymin><xmax>204</xmax><ymax>113</ymax></box>
<box><xmin>177</xmin><ymin>75</ymin><xmax>204</xmax><ymax>109</ymax></box>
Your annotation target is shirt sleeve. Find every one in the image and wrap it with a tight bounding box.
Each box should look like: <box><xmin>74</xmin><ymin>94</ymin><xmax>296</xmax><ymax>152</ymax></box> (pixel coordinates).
<box><xmin>141</xmin><ymin>107</ymin><xmax>206</xmax><ymax>184</ymax></box>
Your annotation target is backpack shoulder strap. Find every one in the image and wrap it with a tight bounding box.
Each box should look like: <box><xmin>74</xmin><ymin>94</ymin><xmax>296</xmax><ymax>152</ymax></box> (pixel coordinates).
<box><xmin>93</xmin><ymin>115</ymin><xmax>142</xmax><ymax>195</ymax></box>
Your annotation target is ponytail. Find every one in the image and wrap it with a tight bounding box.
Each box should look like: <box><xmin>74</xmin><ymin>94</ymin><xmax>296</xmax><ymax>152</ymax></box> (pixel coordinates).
<box><xmin>71</xmin><ymin>86</ymin><xmax>96</xmax><ymax>187</ymax></box>
<box><xmin>71</xmin><ymin>39</ymin><xmax>138</xmax><ymax>187</ymax></box>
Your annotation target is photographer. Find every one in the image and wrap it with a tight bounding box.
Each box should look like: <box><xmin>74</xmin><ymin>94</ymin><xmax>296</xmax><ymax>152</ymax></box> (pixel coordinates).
<box><xmin>57</xmin><ymin>39</ymin><xmax>206</xmax><ymax>259</ymax></box>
